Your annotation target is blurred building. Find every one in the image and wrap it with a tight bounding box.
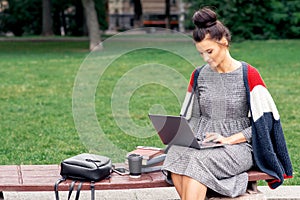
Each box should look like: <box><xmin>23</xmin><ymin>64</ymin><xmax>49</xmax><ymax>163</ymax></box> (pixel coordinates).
<box><xmin>108</xmin><ymin>0</ymin><xmax>187</xmax><ymax>31</ymax></box>
<box><xmin>0</xmin><ymin>0</ymin><xmax>8</xmax><ymax>13</ymax></box>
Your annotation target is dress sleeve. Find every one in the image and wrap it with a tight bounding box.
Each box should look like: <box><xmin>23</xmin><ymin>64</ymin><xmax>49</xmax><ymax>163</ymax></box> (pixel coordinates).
<box><xmin>241</xmin><ymin>126</ymin><xmax>252</xmax><ymax>143</ymax></box>
<box><xmin>187</xmin><ymin>87</ymin><xmax>204</xmax><ymax>140</ymax></box>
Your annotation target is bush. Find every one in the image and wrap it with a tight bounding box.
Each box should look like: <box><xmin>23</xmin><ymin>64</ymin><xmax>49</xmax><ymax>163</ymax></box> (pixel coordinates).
<box><xmin>0</xmin><ymin>0</ymin><xmax>107</xmax><ymax>36</ymax></box>
<box><xmin>0</xmin><ymin>0</ymin><xmax>42</xmax><ymax>36</ymax></box>
<box><xmin>185</xmin><ymin>0</ymin><xmax>300</xmax><ymax>40</ymax></box>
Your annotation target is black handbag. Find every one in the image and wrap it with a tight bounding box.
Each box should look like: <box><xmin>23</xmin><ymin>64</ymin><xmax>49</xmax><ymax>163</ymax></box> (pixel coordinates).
<box><xmin>54</xmin><ymin>153</ymin><xmax>112</xmax><ymax>200</ymax></box>
<box><xmin>60</xmin><ymin>153</ymin><xmax>112</xmax><ymax>181</ymax></box>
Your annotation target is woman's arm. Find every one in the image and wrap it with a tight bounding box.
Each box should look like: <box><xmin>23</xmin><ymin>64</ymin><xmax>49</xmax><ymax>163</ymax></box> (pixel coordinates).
<box><xmin>216</xmin><ymin>132</ymin><xmax>247</xmax><ymax>145</ymax></box>
<box><xmin>205</xmin><ymin>126</ymin><xmax>252</xmax><ymax>145</ymax></box>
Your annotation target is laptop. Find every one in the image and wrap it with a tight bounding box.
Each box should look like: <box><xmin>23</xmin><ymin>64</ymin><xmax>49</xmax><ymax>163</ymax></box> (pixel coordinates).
<box><xmin>148</xmin><ymin>114</ymin><xmax>225</xmax><ymax>149</ymax></box>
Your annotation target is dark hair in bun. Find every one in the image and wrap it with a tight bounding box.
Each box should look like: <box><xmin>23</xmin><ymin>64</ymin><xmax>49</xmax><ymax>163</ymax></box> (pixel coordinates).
<box><xmin>192</xmin><ymin>7</ymin><xmax>231</xmax><ymax>44</ymax></box>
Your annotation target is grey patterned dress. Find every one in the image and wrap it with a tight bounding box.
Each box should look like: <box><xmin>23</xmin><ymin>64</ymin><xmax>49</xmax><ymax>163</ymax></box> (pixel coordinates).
<box><xmin>162</xmin><ymin>64</ymin><xmax>254</xmax><ymax>198</ymax></box>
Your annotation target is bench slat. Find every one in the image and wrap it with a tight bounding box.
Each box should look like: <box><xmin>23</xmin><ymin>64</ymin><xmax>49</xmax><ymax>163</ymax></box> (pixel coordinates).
<box><xmin>0</xmin><ymin>165</ymin><xmax>169</xmax><ymax>191</ymax></box>
<box><xmin>248</xmin><ymin>170</ymin><xmax>274</xmax><ymax>182</ymax></box>
<box><xmin>0</xmin><ymin>165</ymin><xmax>273</xmax><ymax>192</ymax></box>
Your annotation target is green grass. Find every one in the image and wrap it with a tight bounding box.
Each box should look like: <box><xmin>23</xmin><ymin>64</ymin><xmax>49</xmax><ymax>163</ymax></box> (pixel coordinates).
<box><xmin>0</xmin><ymin>41</ymin><xmax>89</xmax><ymax>164</ymax></box>
<box><xmin>0</xmin><ymin>37</ymin><xmax>299</xmax><ymax>185</ymax></box>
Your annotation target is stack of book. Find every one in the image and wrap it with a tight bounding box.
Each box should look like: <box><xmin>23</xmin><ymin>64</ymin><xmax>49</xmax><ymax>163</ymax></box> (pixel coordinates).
<box><xmin>126</xmin><ymin>146</ymin><xmax>165</xmax><ymax>166</ymax></box>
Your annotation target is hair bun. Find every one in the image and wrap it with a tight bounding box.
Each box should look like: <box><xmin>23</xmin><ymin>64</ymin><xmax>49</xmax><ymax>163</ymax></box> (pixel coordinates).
<box><xmin>193</xmin><ymin>8</ymin><xmax>217</xmax><ymax>29</ymax></box>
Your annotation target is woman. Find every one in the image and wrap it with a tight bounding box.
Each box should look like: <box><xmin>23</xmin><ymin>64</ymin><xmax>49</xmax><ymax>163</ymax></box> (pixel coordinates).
<box><xmin>162</xmin><ymin>7</ymin><xmax>293</xmax><ymax>200</ymax></box>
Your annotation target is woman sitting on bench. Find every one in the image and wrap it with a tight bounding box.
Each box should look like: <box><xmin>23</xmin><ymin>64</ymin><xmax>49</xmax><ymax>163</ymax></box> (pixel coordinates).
<box><xmin>162</xmin><ymin>7</ymin><xmax>293</xmax><ymax>200</ymax></box>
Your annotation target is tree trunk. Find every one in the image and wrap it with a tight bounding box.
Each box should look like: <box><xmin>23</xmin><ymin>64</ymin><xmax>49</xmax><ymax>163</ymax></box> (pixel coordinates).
<box><xmin>133</xmin><ymin>0</ymin><xmax>143</xmax><ymax>28</ymax></box>
<box><xmin>74</xmin><ymin>0</ymin><xmax>84</xmax><ymax>36</ymax></box>
<box><xmin>42</xmin><ymin>0</ymin><xmax>54</xmax><ymax>36</ymax></box>
<box><xmin>81</xmin><ymin>0</ymin><xmax>102</xmax><ymax>51</ymax></box>
<box><xmin>165</xmin><ymin>0</ymin><xmax>170</xmax><ymax>29</ymax></box>
<box><xmin>178</xmin><ymin>0</ymin><xmax>185</xmax><ymax>32</ymax></box>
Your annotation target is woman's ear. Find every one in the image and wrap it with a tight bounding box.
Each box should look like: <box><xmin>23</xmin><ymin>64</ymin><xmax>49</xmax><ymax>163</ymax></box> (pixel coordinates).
<box><xmin>220</xmin><ymin>37</ymin><xmax>229</xmax><ymax>47</ymax></box>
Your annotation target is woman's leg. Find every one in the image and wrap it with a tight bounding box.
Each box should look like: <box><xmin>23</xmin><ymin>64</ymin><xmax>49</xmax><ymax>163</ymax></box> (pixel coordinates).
<box><xmin>182</xmin><ymin>176</ymin><xmax>207</xmax><ymax>200</ymax></box>
<box><xmin>171</xmin><ymin>173</ymin><xmax>183</xmax><ymax>198</ymax></box>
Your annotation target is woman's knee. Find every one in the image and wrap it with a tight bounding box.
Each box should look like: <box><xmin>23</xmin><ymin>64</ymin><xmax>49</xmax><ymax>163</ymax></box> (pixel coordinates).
<box><xmin>182</xmin><ymin>176</ymin><xmax>207</xmax><ymax>200</ymax></box>
<box><xmin>170</xmin><ymin>173</ymin><xmax>184</xmax><ymax>197</ymax></box>
<box><xmin>171</xmin><ymin>172</ymin><xmax>183</xmax><ymax>184</ymax></box>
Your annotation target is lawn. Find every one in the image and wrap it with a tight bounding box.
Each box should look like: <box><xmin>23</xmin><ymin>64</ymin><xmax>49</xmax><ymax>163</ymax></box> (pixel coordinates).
<box><xmin>0</xmin><ymin>35</ymin><xmax>299</xmax><ymax>185</ymax></box>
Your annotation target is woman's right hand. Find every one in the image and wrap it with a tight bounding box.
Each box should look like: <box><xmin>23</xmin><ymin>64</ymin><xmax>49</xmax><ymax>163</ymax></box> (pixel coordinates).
<box><xmin>203</xmin><ymin>132</ymin><xmax>222</xmax><ymax>143</ymax></box>
<box><xmin>204</xmin><ymin>132</ymin><xmax>247</xmax><ymax>145</ymax></box>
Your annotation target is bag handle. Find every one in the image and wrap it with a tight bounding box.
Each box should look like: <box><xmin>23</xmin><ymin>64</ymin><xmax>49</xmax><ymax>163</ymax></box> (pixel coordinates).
<box><xmin>75</xmin><ymin>182</ymin><xmax>83</xmax><ymax>200</ymax></box>
<box><xmin>86</xmin><ymin>159</ymin><xmax>102</xmax><ymax>168</ymax></box>
<box><xmin>67</xmin><ymin>180</ymin><xmax>76</xmax><ymax>200</ymax></box>
<box><xmin>54</xmin><ymin>177</ymin><xmax>66</xmax><ymax>200</ymax></box>
<box><xmin>55</xmin><ymin>178</ymin><xmax>95</xmax><ymax>200</ymax></box>
<box><xmin>91</xmin><ymin>181</ymin><xmax>95</xmax><ymax>200</ymax></box>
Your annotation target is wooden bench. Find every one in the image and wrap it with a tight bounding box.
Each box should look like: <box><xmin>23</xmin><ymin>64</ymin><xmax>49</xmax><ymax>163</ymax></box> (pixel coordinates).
<box><xmin>143</xmin><ymin>14</ymin><xmax>179</xmax><ymax>29</ymax></box>
<box><xmin>0</xmin><ymin>164</ymin><xmax>274</xmax><ymax>199</ymax></box>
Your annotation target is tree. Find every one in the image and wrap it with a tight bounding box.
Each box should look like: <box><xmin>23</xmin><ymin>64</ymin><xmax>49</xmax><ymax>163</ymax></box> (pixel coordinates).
<box><xmin>185</xmin><ymin>0</ymin><xmax>300</xmax><ymax>40</ymax></box>
<box><xmin>165</xmin><ymin>0</ymin><xmax>170</xmax><ymax>29</ymax></box>
<box><xmin>94</xmin><ymin>0</ymin><xmax>108</xmax><ymax>31</ymax></box>
<box><xmin>133</xmin><ymin>0</ymin><xmax>143</xmax><ymax>28</ymax></box>
<box><xmin>42</xmin><ymin>0</ymin><xmax>54</xmax><ymax>36</ymax></box>
<box><xmin>0</xmin><ymin>0</ymin><xmax>42</xmax><ymax>36</ymax></box>
<box><xmin>270</xmin><ymin>0</ymin><xmax>300</xmax><ymax>38</ymax></box>
<box><xmin>81</xmin><ymin>0</ymin><xmax>102</xmax><ymax>51</ymax></box>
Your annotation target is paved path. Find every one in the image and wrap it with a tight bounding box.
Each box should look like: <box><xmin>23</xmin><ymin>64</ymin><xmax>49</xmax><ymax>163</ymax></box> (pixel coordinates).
<box><xmin>2</xmin><ymin>186</ymin><xmax>300</xmax><ymax>200</ymax></box>
<box><xmin>0</xmin><ymin>36</ymin><xmax>89</xmax><ymax>42</ymax></box>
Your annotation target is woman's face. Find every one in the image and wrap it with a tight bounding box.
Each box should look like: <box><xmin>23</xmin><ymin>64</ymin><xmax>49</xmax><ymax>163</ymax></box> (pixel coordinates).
<box><xmin>195</xmin><ymin>36</ymin><xmax>228</xmax><ymax>69</ymax></box>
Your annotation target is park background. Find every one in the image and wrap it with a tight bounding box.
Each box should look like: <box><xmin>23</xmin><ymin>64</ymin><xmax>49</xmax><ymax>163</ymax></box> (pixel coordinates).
<box><xmin>0</xmin><ymin>0</ymin><xmax>299</xmax><ymax>186</ymax></box>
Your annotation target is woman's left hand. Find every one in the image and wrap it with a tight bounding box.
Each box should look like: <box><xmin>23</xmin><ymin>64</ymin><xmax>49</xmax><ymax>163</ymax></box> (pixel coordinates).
<box><xmin>213</xmin><ymin>135</ymin><xmax>231</xmax><ymax>144</ymax></box>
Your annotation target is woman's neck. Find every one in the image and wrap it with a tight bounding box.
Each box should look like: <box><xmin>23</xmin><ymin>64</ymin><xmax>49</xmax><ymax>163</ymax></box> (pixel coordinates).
<box><xmin>216</xmin><ymin>53</ymin><xmax>240</xmax><ymax>73</ymax></box>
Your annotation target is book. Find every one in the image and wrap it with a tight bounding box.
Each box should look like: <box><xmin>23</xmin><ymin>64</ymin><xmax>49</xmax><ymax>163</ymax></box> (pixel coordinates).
<box><xmin>126</xmin><ymin>146</ymin><xmax>165</xmax><ymax>165</ymax></box>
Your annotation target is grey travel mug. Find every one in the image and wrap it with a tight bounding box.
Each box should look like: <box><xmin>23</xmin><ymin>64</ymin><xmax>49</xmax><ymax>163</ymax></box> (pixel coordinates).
<box><xmin>127</xmin><ymin>154</ymin><xmax>143</xmax><ymax>178</ymax></box>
